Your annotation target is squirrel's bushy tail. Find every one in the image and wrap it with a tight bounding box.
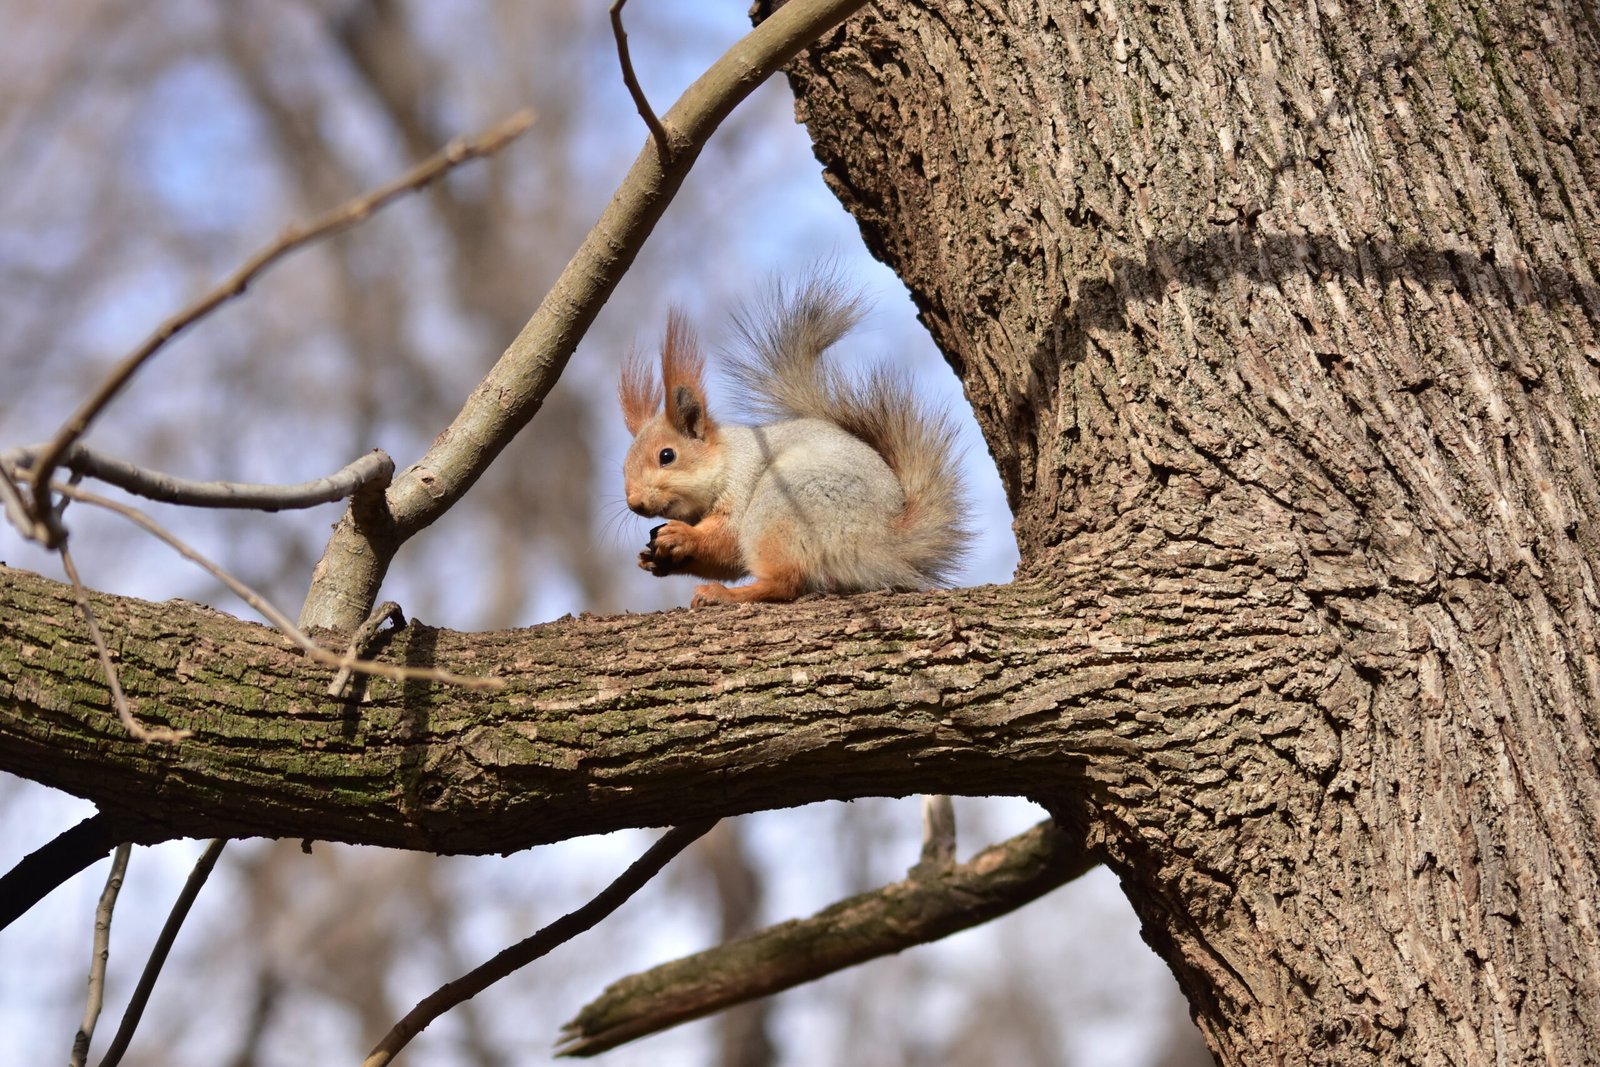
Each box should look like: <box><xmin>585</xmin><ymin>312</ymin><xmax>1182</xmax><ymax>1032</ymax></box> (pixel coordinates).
<box><xmin>727</xmin><ymin>274</ymin><xmax>970</xmax><ymax>588</ymax></box>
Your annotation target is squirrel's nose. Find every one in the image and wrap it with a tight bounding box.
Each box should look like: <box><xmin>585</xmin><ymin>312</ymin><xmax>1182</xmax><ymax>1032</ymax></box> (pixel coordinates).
<box><xmin>627</xmin><ymin>493</ymin><xmax>647</xmax><ymax>516</ymax></box>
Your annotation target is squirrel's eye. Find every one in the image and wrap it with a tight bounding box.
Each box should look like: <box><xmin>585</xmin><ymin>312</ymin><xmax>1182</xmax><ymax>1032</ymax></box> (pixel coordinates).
<box><xmin>658</xmin><ymin>447</ymin><xmax>676</xmax><ymax>466</ymax></box>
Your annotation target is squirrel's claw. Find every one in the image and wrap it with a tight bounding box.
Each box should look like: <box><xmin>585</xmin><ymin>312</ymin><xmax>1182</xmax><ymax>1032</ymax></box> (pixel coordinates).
<box><xmin>690</xmin><ymin>583</ymin><xmax>734</xmax><ymax>609</ymax></box>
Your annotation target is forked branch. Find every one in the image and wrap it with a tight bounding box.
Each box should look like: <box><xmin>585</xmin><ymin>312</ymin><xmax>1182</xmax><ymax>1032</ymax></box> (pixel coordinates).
<box><xmin>300</xmin><ymin>0</ymin><xmax>872</xmax><ymax>631</ymax></box>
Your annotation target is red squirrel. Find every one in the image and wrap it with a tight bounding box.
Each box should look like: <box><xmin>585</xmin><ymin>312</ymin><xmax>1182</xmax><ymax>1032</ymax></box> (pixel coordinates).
<box><xmin>620</xmin><ymin>276</ymin><xmax>968</xmax><ymax>608</ymax></box>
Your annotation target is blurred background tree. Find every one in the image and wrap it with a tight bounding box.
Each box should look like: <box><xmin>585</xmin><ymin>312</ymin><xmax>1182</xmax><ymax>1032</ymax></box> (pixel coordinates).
<box><xmin>0</xmin><ymin>2</ymin><xmax>1210</xmax><ymax>1064</ymax></box>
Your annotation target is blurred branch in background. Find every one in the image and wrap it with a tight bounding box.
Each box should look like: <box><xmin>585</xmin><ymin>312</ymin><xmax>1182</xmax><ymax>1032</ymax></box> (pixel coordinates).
<box><xmin>20</xmin><ymin>110</ymin><xmax>534</xmax><ymax>540</ymax></box>
<box><xmin>69</xmin><ymin>842</ymin><xmax>131</xmax><ymax>1067</ymax></box>
<box><xmin>559</xmin><ymin>820</ymin><xmax>1095</xmax><ymax>1057</ymax></box>
<box><xmin>97</xmin><ymin>839</ymin><xmax>228</xmax><ymax>1067</ymax></box>
<box><xmin>362</xmin><ymin>821</ymin><xmax>718</xmax><ymax>1067</ymax></box>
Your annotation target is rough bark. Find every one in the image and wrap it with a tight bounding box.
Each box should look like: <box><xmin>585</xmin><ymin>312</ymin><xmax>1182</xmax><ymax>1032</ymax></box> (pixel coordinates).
<box><xmin>0</xmin><ymin>555</ymin><xmax>1324</xmax><ymax>851</ymax></box>
<box><xmin>780</xmin><ymin>0</ymin><xmax>1600</xmax><ymax>1063</ymax></box>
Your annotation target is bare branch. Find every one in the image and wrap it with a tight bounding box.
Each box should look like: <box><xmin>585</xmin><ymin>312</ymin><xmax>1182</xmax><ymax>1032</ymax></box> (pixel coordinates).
<box><xmin>54</xmin><ymin>483</ymin><xmax>502</xmax><ymax>692</ymax></box>
<box><xmin>3</xmin><ymin>445</ymin><xmax>393</xmax><ymax>515</ymax></box>
<box><xmin>556</xmin><ymin>820</ymin><xmax>1095</xmax><ymax>1057</ymax></box>
<box><xmin>23</xmin><ymin>109</ymin><xmax>536</xmax><ymax>537</ymax></box>
<box><xmin>301</xmin><ymin>0</ymin><xmax>872</xmax><ymax>631</ymax></box>
<box><xmin>0</xmin><ymin>814</ymin><xmax>125</xmax><ymax>934</ymax></box>
<box><xmin>362</xmin><ymin>820</ymin><xmax>718</xmax><ymax>1067</ymax></box>
<box><xmin>0</xmin><ymin>460</ymin><xmax>47</xmax><ymax>542</ymax></box>
<box><xmin>609</xmin><ymin>0</ymin><xmax>671</xmax><ymax>159</ymax></box>
<box><xmin>59</xmin><ymin>544</ymin><xmax>193</xmax><ymax>744</ymax></box>
<box><xmin>70</xmin><ymin>843</ymin><xmax>132</xmax><ymax>1067</ymax></box>
<box><xmin>95</xmin><ymin>839</ymin><xmax>228</xmax><ymax>1067</ymax></box>
<box><xmin>328</xmin><ymin>601</ymin><xmax>405</xmax><ymax>698</ymax></box>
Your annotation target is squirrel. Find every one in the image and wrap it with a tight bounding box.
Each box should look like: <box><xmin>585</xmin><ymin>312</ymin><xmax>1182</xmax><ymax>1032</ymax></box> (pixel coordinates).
<box><xmin>619</xmin><ymin>276</ymin><xmax>969</xmax><ymax>608</ymax></box>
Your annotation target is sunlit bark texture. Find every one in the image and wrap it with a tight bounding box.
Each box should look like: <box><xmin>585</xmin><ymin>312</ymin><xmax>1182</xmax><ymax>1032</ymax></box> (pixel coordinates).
<box><xmin>782</xmin><ymin>0</ymin><xmax>1600</xmax><ymax>1063</ymax></box>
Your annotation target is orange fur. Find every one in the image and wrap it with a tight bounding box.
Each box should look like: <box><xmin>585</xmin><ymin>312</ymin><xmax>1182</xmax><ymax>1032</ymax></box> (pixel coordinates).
<box><xmin>661</xmin><ymin>310</ymin><xmax>710</xmax><ymax>437</ymax></box>
<box><xmin>618</xmin><ymin>349</ymin><xmax>660</xmax><ymax>435</ymax></box>
<box><xmin>645</xmin><ymin>511</ymin><xmax>746</xmax><ymax>581</ymax></box>
<box><xmin>691</xmin><ymin>526</ymin><xmax>806</xmax><ymax>607</ymax></box>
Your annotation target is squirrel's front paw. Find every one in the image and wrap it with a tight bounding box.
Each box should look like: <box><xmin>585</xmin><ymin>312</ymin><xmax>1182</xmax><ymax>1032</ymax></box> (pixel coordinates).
<box><xmin>639</xmin><ymin>521</ymin><xmax>695</xmax><ymax>576</ymax></box>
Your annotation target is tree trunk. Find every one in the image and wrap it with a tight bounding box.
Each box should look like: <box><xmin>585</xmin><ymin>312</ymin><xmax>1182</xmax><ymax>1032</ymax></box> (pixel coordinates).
<box><xmin>781</xmin><ymin>0</ymin><xmax>1600</xmax><ymax>1063</ymax></box>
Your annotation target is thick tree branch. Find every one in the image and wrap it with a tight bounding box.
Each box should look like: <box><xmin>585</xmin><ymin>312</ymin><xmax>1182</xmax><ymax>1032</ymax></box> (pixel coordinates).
<box><xmin>556</xmin><ymin>819</ymin><xmax>1095</xmax><ymax>1056</ymax></box>
<box><xmin>58</xmin><ymin>542</ymin><xmax>190</xmax><ymax>744</ymax></box>
<box><xmin>54</xmin><ymin>484</ymin><xmax>500</xmax><ymax>694</ymax></box>
<box><xmin>299</xmin><ymin>0</ymin><xmax>872</xmax><ymax>631</ymax></box>
<box><xmin>0</xmin><ymin>551</ymin><xmax>1331</xmax><ymax>853</ymax></box>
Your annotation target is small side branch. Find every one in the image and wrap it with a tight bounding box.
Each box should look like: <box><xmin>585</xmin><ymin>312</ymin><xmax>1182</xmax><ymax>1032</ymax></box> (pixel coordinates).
<box><xmin>3</xmin><ymin>445</ymin><xmax>393</xmax><ymax>514</ymax></box>
<box><xmin>556</xmin><ymin>820</ymin><xmax>1094</xmax><ymax>1057</ymax></box>
<box><xmin>610</xmin><ymin>0</ymin><xmax>671</xmax><ymax>159</ymax></box>
<box><xmin>69</xmin><ymin>843</ymin><xmax>132</xmax><ymax>1067</ymax></box>
<box><xmin>95</xmin><ymin>839</ymin><xmax>227</xmax><ymax>1067</ymax></box>
<box><xmin>328</xmin><ymin>601</ymin><xmax>405</xmax><ymax>698</ymax></box>
<box><xmin>60</xmin><ymin>544</ymin><xmax>192</xmax><ymax>744</ymax></box>
<box><xmin>0</xmin><ymin>814</ymin><xmax>126</xmax><ymax>934</ymax></box>
<box><xmin>361</xmin><ymin>820</ymin><xmax>716</xmax><ymax>1067</ymax></box>
<box><xmin>23</xmin><ymin>108</ymin><xmax>535</xmax><ymax>535</ymax></box>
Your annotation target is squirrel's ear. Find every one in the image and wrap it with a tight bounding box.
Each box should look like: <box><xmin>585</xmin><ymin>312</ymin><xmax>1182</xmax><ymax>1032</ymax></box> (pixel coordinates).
<box><xmin>662</xmin><ymin>309</ymin><xmax>712</xmax><ymax>439</ymax></box>
<box><xmin>671</xmin><ymin>385</ymin><xmax>707</xmax><ymax>439</ymax></box>
<box><xmin>619</xmin><ymin>349</ymin><xmax>660</xmax><ymax>436</ymax></box>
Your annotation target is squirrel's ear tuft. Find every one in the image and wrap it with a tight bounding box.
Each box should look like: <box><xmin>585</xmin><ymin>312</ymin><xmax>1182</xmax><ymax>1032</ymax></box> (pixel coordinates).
<box><xmin>619</xmin><ymin>348</ymin><xmax>660</xmax><ymax>436</ymax></box>
<box><xmin>663</xmin><ymin>309</ymin><xmax>713</xmax><ymax>439</ymax></box>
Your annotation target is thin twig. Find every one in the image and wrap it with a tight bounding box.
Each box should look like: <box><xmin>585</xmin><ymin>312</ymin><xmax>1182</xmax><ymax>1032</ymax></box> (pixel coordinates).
<box><xmin>24</xmin><ymin>108</ymin><xmax>536</xmax><ymax>536</ymax></box>
<box><xmin>609</xmin><ymin>0</ymin><xmax>671</xmax><ymax>160</ymax></box>
<box><xmin>3</xmin><ymin>445</ymin><xmax>393</xmax><ymax>514</ymax></box>
<box><xmin>328</xmin><ymin>601</ymin><xmax>405</xmax><ymax>697</ymax></box>
<box><xmin>70</xmin><ymin>843</ymin><xmax>132</xmax><ymax>1067</ymax></box>
<box><xmin>59</xmin><ymin>543</ymin><xmax>192</xmax><ymax>743</ymax></box>
<box><xmin>95</xmin><ymin>839</ymin><xmax>227</xmax><ymax>1067</ymax></box>
<box><xmin>53</xmin><ymin>482</ymin><xmax>502</xmax><ymax>692</ymax></box>
<box><xmin>0</xmin><ymin>458</ymin><xmax>48</xmax><ymax>541</ymax></box>
<box><xmin>557</xmin><ymin>820</ymin><xmax>1094</xmax><ymax>1057</ymax></box>
<box><xmin>0</xmin><ymin>814</ymin><xmax>125</xmax><ymax>934</ymax></box>
<box><xmin>362</xmin><ymin>820</ymin><xmax>717</xmax><ymax>1067</ymax></box>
